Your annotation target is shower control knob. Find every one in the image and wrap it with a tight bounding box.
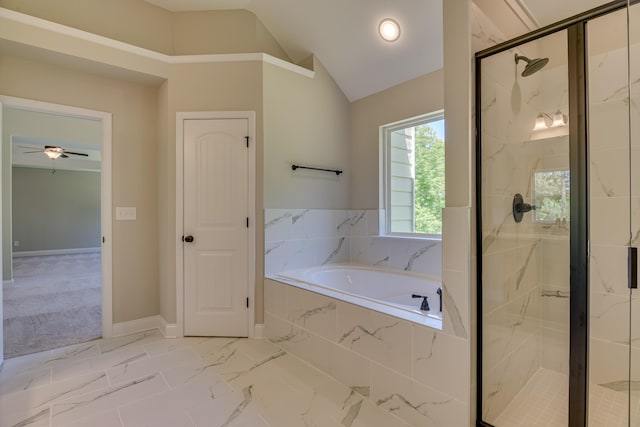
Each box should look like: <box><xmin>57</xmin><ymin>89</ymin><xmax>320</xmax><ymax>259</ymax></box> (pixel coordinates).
<box><xmin>512</xmin><ymin>193</ymin><xmax>536</xmax><ymax>223</ymax></box>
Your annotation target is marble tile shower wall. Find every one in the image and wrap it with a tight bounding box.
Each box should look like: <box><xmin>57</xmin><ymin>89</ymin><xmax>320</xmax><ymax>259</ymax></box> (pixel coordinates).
<box><xmin>264</xmin><ymin>208</ymin><xmax>442</xmax><ymax>277</ymax></box>
<box><xmin>480</xmin><ymin>37</ymin><xmax>570</xmax><ymax>421</ymax></box>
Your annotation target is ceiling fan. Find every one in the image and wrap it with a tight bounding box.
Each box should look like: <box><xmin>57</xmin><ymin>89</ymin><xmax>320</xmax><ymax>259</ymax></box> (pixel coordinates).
<box><xmin>20</xmin><ymin>145</ymin><xmax>89</xmax><ymax>159</ymax></box>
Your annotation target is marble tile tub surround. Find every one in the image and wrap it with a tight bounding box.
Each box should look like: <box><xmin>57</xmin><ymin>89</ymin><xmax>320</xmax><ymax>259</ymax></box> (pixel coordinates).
<box><xmin>264</xmin><ymin>208</ymin><xmax>442</xmax><ymax>277</ymax></box>
<box><xmin>265</xmin><ymin>278</ymin><xmax>469</xmax><ymax>427</ymax></box>
<box><xmin>0</xmin><ymin>329</ymin><xmax>412</xmax><ymax>427</ymax></box>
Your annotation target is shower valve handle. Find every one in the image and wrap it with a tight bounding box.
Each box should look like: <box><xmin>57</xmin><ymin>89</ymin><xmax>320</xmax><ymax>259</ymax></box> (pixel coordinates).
<box><xmin>517</xmin><ymin>202</ymin><xmax>536</xmax><ymax>213</ymax></box>
<box><xmin>512</xmin><ymin>193</ymin><xmax>536</xmax><ymax>223</ymax></box>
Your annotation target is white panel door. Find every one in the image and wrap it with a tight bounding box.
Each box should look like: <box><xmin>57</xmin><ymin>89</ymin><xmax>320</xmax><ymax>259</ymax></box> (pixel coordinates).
<box><xmin>184</xmin><ymin>118</ymin><xmax>249</xmax><ymax>336</ymax></box>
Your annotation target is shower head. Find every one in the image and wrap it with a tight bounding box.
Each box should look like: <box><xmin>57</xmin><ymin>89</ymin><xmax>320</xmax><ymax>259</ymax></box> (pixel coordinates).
<box><xmin>515</xmin><ymin>54</ymin><xmax>549</xmax><ymax>77</ymax></box>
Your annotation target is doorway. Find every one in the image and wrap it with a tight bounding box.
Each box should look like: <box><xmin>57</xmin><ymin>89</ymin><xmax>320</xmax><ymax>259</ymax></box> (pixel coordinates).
<box><xmin>0</xmin><ymin>96</ymin><xmax>112</xmax><ymax>362</ymax></box>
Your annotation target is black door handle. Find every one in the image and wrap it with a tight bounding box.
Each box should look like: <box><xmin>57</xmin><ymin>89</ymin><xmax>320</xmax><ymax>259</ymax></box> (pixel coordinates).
<box><xmin>183</xmin><ymin>235</ymin><xmax>194</xmax><ymax>243</ymax></box>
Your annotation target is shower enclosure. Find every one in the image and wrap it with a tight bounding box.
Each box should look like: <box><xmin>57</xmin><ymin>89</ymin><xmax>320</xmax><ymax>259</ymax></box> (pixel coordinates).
<box><xmin>476</xmin><ymin>1</ymin><xmax>640</xmax><ymax>425</ymax></box>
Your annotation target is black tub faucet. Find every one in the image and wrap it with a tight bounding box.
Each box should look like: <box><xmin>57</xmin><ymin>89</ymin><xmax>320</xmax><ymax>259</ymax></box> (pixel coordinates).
<box><xmin>412</xmin><ymin>294</ymin><xmax>430</xmax><ymax>311</ymax></box>
<box><xmin>437</xmin><ymin>287</ymin><xmax>442</xmax><ymax>312</ymax></box>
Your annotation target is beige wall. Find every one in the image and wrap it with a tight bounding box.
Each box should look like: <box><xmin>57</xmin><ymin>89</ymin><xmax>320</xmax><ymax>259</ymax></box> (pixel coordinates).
<box><xmin>263</xmin><ymin>58</ymin><xmax>350</xmax><ymax>209</ymax></box>
<box><xmin>0</xmin><ymin>1</ymin><xmax>291</xmax><ymax>62</ymax></box>
<box><xmin>157</xmin><ymin>80</ymin><xmax>172</xmax><ymax>325</ymax></box>
<box><xmin>173</xmin><ymin>10</ymin><xmax>291</xmax><ymax>61</ymax></box>
<box><xmin>161</xmin><ymin>61</ymin><xmax>264</xmax><ymax>324</ymax></box>
<box><xmin>349</xmin><ymin>69</ymin><xmax>445</xmax><ymax>209</ymax></box>
<box><xmin>0</xmin><ymin>55</ymin><xmax>160</xmax><ymax>323</ymax></box>
<box><xmin>0</xmin><ymin>0</ymin><xmax>174</xmax><ymax>55</ymax></box>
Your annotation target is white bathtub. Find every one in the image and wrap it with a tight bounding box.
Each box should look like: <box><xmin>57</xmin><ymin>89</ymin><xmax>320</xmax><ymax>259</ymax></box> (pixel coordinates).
<box><xmin>272</xmin><ymin>264</ymin><xmax>442</xmax><ymax>329</ymax></box>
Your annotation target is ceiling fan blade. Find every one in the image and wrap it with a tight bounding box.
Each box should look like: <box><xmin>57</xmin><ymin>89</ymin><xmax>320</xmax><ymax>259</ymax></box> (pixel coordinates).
<box><xmin>17</xmin><ymin>145</ymin><xmax>44</xmax><ymax>150</ymax></box>
<box><xmin>21</xmin><ymin>151</ymin><xmax>43</xmax><ymax>154</ymax></box>
<box><xmin>60</xmin><ymin>154</ymin><xmax>69</xmax><ymax>158</ymax></box>
<box><xmin>64</xmin><ymin>151</ymin><xmax>89</xmax><ymax>157</ymax></box>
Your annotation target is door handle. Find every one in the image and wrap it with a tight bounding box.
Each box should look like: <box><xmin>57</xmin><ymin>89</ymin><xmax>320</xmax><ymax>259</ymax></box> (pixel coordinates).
<box><xmin>630</xmin><ymin>247</ymin><xmax>637</xmax><ymax>289</ymax></box>
<box><xmin>183</xmin><ymin>235</ymin><xmax>194</xmax><ymax>243</ymax></box>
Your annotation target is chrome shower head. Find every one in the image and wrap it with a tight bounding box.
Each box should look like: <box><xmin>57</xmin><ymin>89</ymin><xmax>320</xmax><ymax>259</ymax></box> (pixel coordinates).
<box><xmin>515</xmin><ymin>53</ymin><xmax>549</xmax><ymax>77</ymax></box>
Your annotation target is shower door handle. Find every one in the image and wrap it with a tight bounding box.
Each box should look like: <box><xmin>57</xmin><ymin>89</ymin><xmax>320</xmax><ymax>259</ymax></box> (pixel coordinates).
<box><xmin>629</xmin><ymin>247</ymin><xmax>637</xmax><ymax>289</ymax></box>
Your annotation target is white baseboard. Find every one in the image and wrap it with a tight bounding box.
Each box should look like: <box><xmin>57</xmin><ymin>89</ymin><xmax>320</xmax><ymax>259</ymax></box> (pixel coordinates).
<box><xmin>158</xmin><ymin>316</ymin><xmax>178</xmax><ymax>338</ymax></box>
<box><xmin>112</xmin><ymin>315</ymin><xmax>164</xmax><ymax>337</ymax></box>
<box><xmin>112</xmin><ymin>315</ymin><xmax>177</xmax><ymax>338</ymax></box>
<box><xmin>13</xmin><ymin>247</ymin><xmax>101</xmax><ymax>258</ymax></box>
<box><xmin>253</xmin><ymin>324</ymin><xmax>265</xmax><ymax>339</ymax></box>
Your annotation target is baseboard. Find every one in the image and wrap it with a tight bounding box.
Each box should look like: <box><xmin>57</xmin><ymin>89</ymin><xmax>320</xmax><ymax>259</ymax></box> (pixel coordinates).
<box><xmin>112</xmin><ymin>315</ymin><xmax>164</xmax><ymax>337</ymax></box>
<box><xmin>112</xmin><ymin>315</ymin><xmax>178</xmax><ymax>338</ymax></box>
<box><xmin>158</xmin><ymin>316</ymin><xmax>178</xmax><ymax>338</ymax></box>
<box><xmin>13</xmin><ymin>247</ymin><xmax>101</xmax><ymax>258</ymax></box>
<box><xmin>253</xmin><ymin>323</ymin><xmax>265</xmax><ymax>339</ymax></box>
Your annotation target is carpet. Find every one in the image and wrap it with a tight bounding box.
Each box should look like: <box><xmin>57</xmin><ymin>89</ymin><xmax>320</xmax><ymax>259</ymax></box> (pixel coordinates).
<box><xmin>3</xmin><ymin>253</ymin><xmax>102</xmax><ymax>359</ymax></box>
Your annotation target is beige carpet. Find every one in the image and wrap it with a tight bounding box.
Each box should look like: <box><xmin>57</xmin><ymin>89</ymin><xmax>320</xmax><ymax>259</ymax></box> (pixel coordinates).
<box><xmin>3</xmin><ymin>253</ymin><xmax>102</xmax><ymax>359</ymax></box>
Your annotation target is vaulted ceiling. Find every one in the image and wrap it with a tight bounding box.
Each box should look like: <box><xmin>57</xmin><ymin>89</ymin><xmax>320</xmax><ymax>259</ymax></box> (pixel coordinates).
<box><xmin>148</xmin><ymin>1</ymin><xmax>613</xmax><ymax>100</ymax></box>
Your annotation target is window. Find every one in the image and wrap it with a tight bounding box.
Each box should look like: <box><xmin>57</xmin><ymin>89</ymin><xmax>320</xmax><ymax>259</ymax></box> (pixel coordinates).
<box><xmin>381</xmin><ymin>111</ymin><xmax>445</xmax><ymax>237</ymax></box>
<box><xmin>533</xmin><ymin>169</ymin><xmax>570</xmax><ymax>224</ymax></box>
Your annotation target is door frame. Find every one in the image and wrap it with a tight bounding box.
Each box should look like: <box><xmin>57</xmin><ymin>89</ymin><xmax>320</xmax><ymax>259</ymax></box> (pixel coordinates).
<box><xmin>0</xmin><ymin>95</ymin><xmax>114</xmax><ymax>357</ymax></box>
<box><xmin>176</xmin><ymin>111</ymin><xmax>256</xmax><ymax>338</ymax></box>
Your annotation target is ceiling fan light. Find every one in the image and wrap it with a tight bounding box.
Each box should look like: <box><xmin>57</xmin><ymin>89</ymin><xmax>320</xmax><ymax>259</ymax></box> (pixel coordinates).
<box><xmin>44</xmin><ymin>146</ymin><xmax>63</xmax><ymax>159</ymax></box>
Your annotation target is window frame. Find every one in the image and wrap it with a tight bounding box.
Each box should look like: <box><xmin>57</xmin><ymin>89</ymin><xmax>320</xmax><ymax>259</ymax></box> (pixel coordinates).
<box><xmin>380</xmin><ymin>110</ymin><xmax>445</xmax><ymax>239</ymax></box>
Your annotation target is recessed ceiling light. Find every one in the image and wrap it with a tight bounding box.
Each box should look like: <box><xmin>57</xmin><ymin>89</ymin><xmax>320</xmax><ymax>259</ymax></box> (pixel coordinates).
<box><xmin>379</xmin><ymin>18</ymin><xmax>400</xmax><ymax>42</ymax></box>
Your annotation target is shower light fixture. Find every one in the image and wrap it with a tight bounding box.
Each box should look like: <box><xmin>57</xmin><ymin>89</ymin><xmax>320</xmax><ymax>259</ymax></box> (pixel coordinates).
<box><xmin>533</xmin><ymin>114</ymin><xmax>548</xmax><ymax>131</ymax></box>
<box><xmin>533</xmin><ymin>110</ymin><xmax>567</xmax><ymax>131</ymax></box>
<box><xmin>551</xmin><ymin>111</ymin><xmax>567</xmax><ymax>127</ymax></box>
<box><xmin>379</xmin><ymin>18</ymin><xmax>400</xmax><ymax>42</ymax></box>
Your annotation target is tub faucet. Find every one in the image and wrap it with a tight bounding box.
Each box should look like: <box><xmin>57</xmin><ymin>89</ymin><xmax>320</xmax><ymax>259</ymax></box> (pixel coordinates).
<box><xmin>437</xmin><ymin>287</ymin><xmax>442</xmax><ymax>312</ymax></box>
<box><xmin>412</xmin><ymin>294</ymin><xmax>430</xmax><ymax>311</ymax></box>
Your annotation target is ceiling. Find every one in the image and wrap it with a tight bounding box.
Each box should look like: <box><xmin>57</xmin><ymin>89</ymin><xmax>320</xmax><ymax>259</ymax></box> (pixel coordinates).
<box><xmin>146</xmin><ymin>0</ymin><xmax>443</xmax><ymax>101</ymax></box>
<box><xmin>146</xmin><ymin>0</ymin><xmax>613</xmax><ymax>101</ymax></box>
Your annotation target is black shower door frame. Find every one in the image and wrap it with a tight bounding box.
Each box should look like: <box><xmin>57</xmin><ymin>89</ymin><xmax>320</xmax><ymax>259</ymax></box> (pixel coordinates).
<box><xmin>475</xmin><ymin>1</ymin><xmax>631</xmax><ymax>426</ymax></box>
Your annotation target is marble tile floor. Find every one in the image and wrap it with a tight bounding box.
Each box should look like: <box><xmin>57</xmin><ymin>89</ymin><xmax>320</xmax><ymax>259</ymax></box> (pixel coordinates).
<box><xmin>0</xmin><ymin>329</ymin><xmax>412</xmax><ymax>427</ymax></box>
<box><xmin>493</xmin><ymin>368</ymin><xmax>640</xmax><ymax>427</ymax></box>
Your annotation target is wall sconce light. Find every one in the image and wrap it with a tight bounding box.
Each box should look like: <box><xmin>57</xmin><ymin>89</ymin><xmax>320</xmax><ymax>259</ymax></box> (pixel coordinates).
<box><xmin>533</xmin><ymin>110</ymin><xmax>567</xmax><ymax>130</ymax></box>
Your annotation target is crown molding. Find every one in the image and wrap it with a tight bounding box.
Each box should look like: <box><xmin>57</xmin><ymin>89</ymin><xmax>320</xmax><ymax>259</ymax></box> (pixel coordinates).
<box><xmin>0</xmin><ymin>7</ymin><xmax>315</xmax><ymax>78</ymax></box>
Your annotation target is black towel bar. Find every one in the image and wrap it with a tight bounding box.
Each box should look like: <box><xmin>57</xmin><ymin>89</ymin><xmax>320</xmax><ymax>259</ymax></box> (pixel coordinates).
<box><xmin>291</xmin><ymin>164</ymin><xmax>343</xmax><ymax>175</ymax></box>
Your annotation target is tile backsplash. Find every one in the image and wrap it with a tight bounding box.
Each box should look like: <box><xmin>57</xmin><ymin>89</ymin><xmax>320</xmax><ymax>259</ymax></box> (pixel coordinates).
<box><xmin>264</xmin><ymin>208</ymin><xmax>442</xmax><ymax>278</ymax></box>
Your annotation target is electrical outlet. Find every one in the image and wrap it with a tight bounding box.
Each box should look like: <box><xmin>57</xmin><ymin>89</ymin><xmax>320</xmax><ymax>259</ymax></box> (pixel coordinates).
<box><xmin>116</xmin><ymin>207</ymin><xmax>136</xmax><ymax>221</ymax></box>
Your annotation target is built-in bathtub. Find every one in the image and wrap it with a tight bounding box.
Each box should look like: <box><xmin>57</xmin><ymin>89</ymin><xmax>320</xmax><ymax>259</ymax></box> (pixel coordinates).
<box><xmin>272</xmin><ymin>264</ymin><xmax>442</xmax><ymax>330</ymax></box>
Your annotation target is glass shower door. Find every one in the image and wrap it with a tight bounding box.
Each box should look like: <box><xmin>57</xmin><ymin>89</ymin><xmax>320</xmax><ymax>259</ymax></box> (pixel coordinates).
<box><xmin>479</xmin><ymin>29</ymin><xmax>570</xmax><ymax>426</ymax></box>
<box><xmin>629</xmin><ymin>1</ymin><xmax>640</xmax><ymax>425</ymax></box>
<box><xmin>587</xmin><ymin>6</ymin><xmax>635</xmax><ymax>425</ymax></box>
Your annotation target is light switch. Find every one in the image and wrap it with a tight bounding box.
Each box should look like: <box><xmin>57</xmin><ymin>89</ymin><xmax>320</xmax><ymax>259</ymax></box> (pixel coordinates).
<box><xmin>116</xmin><ymin>207</ymin><xmax>136</xmax><ymax>220</ymax></box>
